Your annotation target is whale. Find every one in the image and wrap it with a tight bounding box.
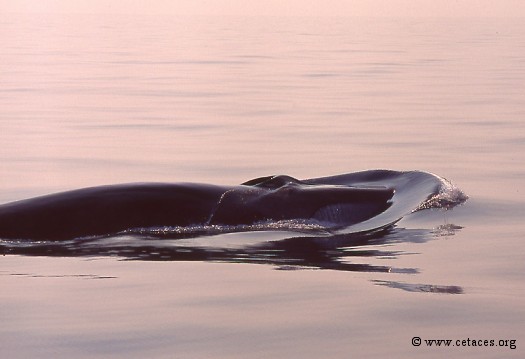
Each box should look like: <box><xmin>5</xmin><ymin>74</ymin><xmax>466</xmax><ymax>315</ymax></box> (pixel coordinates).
<box><xmin>0</xmin><ymin>170</ymin><xmax>466</xmax><ymax>241</ymax></box>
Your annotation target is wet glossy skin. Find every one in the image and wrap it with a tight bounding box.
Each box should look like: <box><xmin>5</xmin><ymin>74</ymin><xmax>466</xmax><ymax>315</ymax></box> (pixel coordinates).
<box><xmin>210</xmin><ymin>176</ymin><xmax>393</xmax><ymax>225</ymax></box>
<box><xmin>0</xmin><ymin>175</ymin><xmax>394</xmax><ymax>241</ymax></box>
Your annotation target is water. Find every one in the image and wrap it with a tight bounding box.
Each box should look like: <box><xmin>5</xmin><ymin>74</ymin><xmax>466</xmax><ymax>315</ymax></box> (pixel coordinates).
<box><xmin>1</xmin><ymin>13</ymin><xmax>524</xmax><ymax>358</ymax></box>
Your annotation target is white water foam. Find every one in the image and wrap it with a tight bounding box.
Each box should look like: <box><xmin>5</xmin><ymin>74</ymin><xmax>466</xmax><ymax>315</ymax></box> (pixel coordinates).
<box><xmin>415</xmin><ymin>175</ymin><xmax>468</xmax><ymax>211</ymax></box>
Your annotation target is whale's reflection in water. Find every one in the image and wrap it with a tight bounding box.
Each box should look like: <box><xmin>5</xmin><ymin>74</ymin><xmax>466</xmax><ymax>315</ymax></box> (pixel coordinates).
<box><xmin>372</xmin><ymin>280</ymin><xmax>464</xmax><ymax>294</ymax></box>
<box><xmin>2</xmin><ymin>221</ymin><xmax>465</xmax><ymax>294</ymax></box>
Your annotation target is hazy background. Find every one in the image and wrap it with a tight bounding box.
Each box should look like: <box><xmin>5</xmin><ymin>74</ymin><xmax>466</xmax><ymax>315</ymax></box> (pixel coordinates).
<box><xmin>2</xmin><ymin>0</ymin><xmax>524</xmax><ymax>17</ymax></box>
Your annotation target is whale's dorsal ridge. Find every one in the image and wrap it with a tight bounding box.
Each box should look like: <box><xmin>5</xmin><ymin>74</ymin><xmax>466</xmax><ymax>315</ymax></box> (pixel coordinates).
<box><xmin>241</xmin><ymin>175</ymin><xmax>302</xmax><ymax>189</ymax></box>
<box><xmin>241</xmin><ymin>175</ymin><xmax>276</xmax><ymax>186</ymax></box>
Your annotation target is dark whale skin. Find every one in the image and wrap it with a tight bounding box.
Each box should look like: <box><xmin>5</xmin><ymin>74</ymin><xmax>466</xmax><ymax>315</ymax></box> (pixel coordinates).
<box><xmin>0</xmin><ymin>174</ymin><xmax>397</xmax><ymax>241</ymax></box>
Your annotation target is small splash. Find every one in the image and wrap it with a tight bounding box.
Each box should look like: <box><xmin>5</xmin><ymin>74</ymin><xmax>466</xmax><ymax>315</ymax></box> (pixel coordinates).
<box><xmin>415</xmin><ymin>175</ymin><xmax>468</xmax><ymax>211</ymax></box>
<box><xmin>431</xmin><ymin>223</ymin><xmax>463</xmax><ymax>237</ymax></box>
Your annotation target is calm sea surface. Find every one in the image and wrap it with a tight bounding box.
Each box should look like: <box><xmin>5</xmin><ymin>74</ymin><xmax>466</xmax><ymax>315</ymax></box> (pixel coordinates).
<box><xmin>1</xmin><ymin>14</ymin><xmax>524</xmax><ymax>358</ymax></box>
